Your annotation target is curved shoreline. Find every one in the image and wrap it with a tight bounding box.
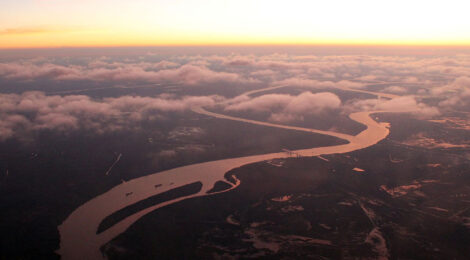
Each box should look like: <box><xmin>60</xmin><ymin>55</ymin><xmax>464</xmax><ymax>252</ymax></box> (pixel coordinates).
<box><xmin>58</xmin><ymin>87</ymin><xmax>392</xmax><ymax>260</ymax></box>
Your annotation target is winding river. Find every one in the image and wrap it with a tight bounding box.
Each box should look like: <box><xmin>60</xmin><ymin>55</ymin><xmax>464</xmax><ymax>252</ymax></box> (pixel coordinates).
<box><xmin>57</xmin><ymin>86</ymin><xmax>396</xmax><ymax>259</ymax></box>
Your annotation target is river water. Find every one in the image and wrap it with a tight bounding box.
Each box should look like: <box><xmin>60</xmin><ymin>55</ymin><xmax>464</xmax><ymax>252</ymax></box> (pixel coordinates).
<box><xmin>57</xmin><ymin>87</ymin><xmax>393</xmax><ymax>259</ymax></box>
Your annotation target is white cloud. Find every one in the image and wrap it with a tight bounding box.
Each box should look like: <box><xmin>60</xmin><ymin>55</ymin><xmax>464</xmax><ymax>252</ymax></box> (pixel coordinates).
<box><xmin>0</xmin><ymin>61</ymin><xmax>256</xmax><ymax>85</ymax></box>
<box><xmin>225</xmin><ymin>91</ymin><xmax>341</xmax><ymax>123</ymax></box>
<box><xmin>0</xmin><ymin>92</ymin><xmax>221</xmax><ymax>140</ymax></box>
<box><xmin>348</xmin><ymin>96</ymin><xmax>440</xmax><ymax>118</ymax></box>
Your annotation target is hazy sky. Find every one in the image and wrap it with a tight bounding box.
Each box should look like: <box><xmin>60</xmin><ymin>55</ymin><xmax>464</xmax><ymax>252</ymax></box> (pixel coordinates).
<box><xmin>1</xmin><ymin>0</ymin><xmax>470</xmax><ymax>48</ymax></box>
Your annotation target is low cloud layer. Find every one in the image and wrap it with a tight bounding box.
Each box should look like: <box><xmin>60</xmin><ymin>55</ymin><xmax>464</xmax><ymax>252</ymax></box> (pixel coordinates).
<box><xmin>0</xmin><ymin>92</ymin><xmax>220</xmax><ymax>140</ymax></box>
<box><xmin>273</xmin><ymin>78</ymin><xmax>364</xmax><ymax>89</ymax></box>
<box><xmin>347</xmin><ymin>96</ymin><xmax>440</xmax><ymax>118</ymax></box>
<box><xmin>0</xmin><ymin>62</ymin><xmax>256</xmax><ymax>85</ymax></box>
<box><xmin>2</xmin><ymin>51</ymin><xmax>469</xmax><ymax>139</ymax></box>
<box><xmin>433</xmin><ymin>77</ymin><xmax>470</xmax><ymax>109</ymax></box>
<box><xmin>2</xmin><ymin>53</ymin><xmax>470</xmax><ymax>90</ymax></box>
<box><xmin>225</xmin><ymin>91</ymin><xmax>342</xmax><ymax>123</ymax></box>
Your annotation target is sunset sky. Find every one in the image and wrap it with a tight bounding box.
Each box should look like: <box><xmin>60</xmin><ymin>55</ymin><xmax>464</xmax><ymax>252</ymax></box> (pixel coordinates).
<box><xmin>1</xmin><ymin>0</ymin><xmax>470</xmax><ymax>48</ymax></box>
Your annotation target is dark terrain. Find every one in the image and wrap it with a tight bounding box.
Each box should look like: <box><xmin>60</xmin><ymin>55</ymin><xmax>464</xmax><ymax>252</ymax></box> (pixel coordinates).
<box><xmin>102</xmin><ymin>114</ymin><xmax>470</xmax><ymax>259</ymax></box>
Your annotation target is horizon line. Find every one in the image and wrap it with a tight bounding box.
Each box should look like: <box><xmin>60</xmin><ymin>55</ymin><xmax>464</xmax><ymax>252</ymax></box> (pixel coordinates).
<box><xmin>2</xmin><ymin>43</ymin><xmax>470</xmax><ymax>51</ymax></box>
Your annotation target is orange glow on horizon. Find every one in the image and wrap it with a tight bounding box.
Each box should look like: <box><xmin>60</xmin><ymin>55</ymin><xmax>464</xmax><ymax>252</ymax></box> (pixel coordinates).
<box><xmin>1</xmin><ymin>0</ymin><xmax>470</xmax><ymax>49</ymax></box>
<box><xmin>2</xmin><ymin>30</ymin><xmax>470</xmax><ymax>49</ymax></box>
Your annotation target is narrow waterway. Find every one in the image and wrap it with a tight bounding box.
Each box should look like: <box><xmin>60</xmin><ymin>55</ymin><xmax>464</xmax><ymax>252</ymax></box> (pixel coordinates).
<box><xmin>58</xmin><ymin>86</ymin><xmax>393</xmax><ymax>259</ymax></box>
